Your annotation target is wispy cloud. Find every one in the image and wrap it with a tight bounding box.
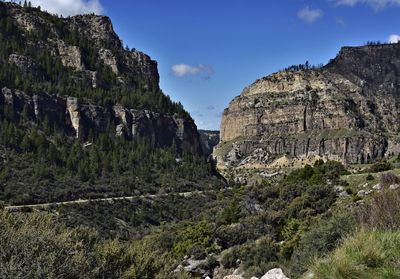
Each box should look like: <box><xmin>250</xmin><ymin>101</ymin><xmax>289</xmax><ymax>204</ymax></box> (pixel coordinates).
<box><xmin>192</xmin><ymin>111</ymin><xmax>204</xmax><ymax>117</ymax></box>
<box><xmin>171</xmin><ymin>64</ymin><xmax>213</xmax><ymax>78</ymax></box>
<box><xmin>207</xmin><ymin>105</ymin><xmax>215</xmax><ymax>110</ymax></box>
<box><xmin>335</xmin><ymin>0</ymin><xmax>400</xmax><ymax>10</ymax></box>
<box><xmin>389</xmin><ymin>34</ymin><xmax>400</xmax><ymax>43</ymax></box>
<box><xmin>298</xmin><ymin>7</ymin><xmax>323</xmax><ymax>24</ymax></box>
<box><xmin>336</xmin><ymin>17</ymin><xmax>346</xmax><ymax>26</ymax></box>
<box><xmin>28</xmin><ymin>0</ymin><xmax>103</xmax><ymax>16</ymax></box>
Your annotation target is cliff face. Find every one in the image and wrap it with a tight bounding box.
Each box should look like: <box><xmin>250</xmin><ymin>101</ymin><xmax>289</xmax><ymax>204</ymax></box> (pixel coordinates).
<box><xmin>215</xmin><ymin>43</ymin><xmax>400</xmax><ymax>170</ymax></box>
<box><xmin>198</xmin><ymin>130</ymin><xmax>220</xmax><ymax>156</ymax></box>
<box><xmin>0</xmin><ymin>2</ymin><xmax>201</xmax><ymax>154</ymax></box>
<box><xmin>0</xmin><ymin>87</ymin><xmax>201</xmax><ymax>154</ymax></box>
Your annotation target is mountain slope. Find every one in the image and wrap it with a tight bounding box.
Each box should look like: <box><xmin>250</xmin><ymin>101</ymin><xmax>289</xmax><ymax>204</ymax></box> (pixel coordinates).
<box><xmin>215</xmin><ymin>43</ymin><xmax>400</xmax><ymax>174</ymax></box>
<box><xmin>0</xmin><ymin>1</ymin><xmax>201</xmax><ymax>153</ymax></box>
<box><xmin>0</xmin><ymin>2</ymin><xmax>223</xmax><ymax>206</ymax></box>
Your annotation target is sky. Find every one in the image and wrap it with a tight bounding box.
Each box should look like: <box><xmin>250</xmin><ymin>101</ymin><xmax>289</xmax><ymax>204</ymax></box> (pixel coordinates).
<box><xmin>17</xmin><ymin>0</ymin><xmax>400</xmax><ymax>130</ymax></box>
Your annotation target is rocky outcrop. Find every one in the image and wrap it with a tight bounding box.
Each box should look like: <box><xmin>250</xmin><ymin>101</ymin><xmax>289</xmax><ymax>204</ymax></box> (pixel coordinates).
<box><xmin>8</xmin><ymin>54</ymin><xmax>37</xmax><ymax>73</ymax></box>
<box><xmin>57</xmin><ymin>41</ymin><xmax>84</xmax><ymax>71</ymax></box>
<box><xmin>215</xmin><ymin>43</ymin><xmax>400</xmax><ymax>171</ymax></box>
<box><xmin>0</xmin><ymin>87</ymin><xmax>201</xmax><ymax>154</ymax></box>
<box><xmin>98</xmin><ymin>48</ymin><xmax>119</xmax><ymax>74</ymax></box>
<box><xmin>199</xmin><ymin>130</ymin><xmax>220</xmax><ymax>156</ymax></box>
<box><xmin>4</xmin><ymin>2</ymin><xmax>159</xmax><ymax>91</ymax></box>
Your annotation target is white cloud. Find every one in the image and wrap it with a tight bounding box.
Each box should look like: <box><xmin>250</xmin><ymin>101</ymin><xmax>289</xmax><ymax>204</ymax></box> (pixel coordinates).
<box><xmin>28</xmin><ymin>0</ymin><xmax>104</xmax><ymax>16</ymax></box>
<box><xmin>335</xmin><ymin>0</ymin><xmax>400</xmax><ymax>10</ymax></box>
<box><xmin>171</xmin><ymin>64</ymin><xmax>213</xmax><ymax>78</ymax></box>
<box><xmin>389</xmin><ymin>34</ymin><xmax>400</xmax><ymax>43</ymax></box>
<box><xmin>297</xmin><ymin>7</ymin><xmax>323</xmax><ymax>24</ymax></box>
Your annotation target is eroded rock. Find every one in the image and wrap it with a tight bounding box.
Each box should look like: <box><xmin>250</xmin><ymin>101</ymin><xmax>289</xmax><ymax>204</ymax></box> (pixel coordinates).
<box><xmin>215</xmin><ymin>44</ymin><xmax>400</xmax><ymax>173</ymax></box>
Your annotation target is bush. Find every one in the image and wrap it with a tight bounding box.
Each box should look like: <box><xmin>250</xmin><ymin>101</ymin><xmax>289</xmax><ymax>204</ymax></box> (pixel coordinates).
<box><xmin>357</xmin><ymin>190</ymin><xmax>400</xmax><ymax>230</ymax></box>
<box><xmin>289</xmin><ymin>213</ymin><xmax>355</xmax><ymax>277</ymax></box>
<box><xmin>366</xmin><ymin>174</ymin><xmax>374</xmax><ymax>181</ymax></box>
<box><xmin>379</xmin><ymin>171</ymin><xmax>399</xmax><ymax>187</ymax></box>
<box><xmin>171</xmin><ymin>220</ymin><xmax>217</xmax><ymax>259</ymax></box>
<box><xmin>220</xmin><ymin>236</ymin><xmax>279</xmax><ymax>276</ymax></box>
<box><xmin>0</xmin><ymin>211</ymin><xmax>179</xmax><ymax>279</ymax></box>
<box><xmin>365</xmin><ymin>161</ymin><xmax>392</xmax><ymax>173</ymax></box>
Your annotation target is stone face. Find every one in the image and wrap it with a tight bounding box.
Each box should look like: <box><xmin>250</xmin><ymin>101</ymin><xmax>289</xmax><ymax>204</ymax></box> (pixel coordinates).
<box><xmin>215</xmin><ymin>44</ymin><xmax>400</xmax><ymax>171</ymax></box>
<box><xmin>0</xmin><ymin>88</ymin><xmax>202</xmax><ymax>154</ymax></box>
<box><xmin>98</xmin><ymin>48</ymin><xmax>119</xmax><ymax>74</ymax></box>
<box><xmin>66</xmin><ymin>97</ymin><xmax>81</xmax><ymax>138</ymax></box>
<box><xmin>199</xmin><ymin>130</ymin><xmax>220</xmax><ymax>156</ymax></box>
<box><xmin>57</xmin><ymin>41</ymin><xmax>84</xmax><ymax>71</ymax></box>
<box><xmin>70</xmin><ymin>14</ymin><xmax>121</xmax><ymax>50</ymax></box>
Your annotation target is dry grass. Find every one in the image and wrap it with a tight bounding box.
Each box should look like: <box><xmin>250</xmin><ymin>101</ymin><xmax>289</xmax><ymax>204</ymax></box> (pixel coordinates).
<box><xmin>306</xmin><ymin>230</ymin><xmax>400</xmax><ymax>279</ymax></box>
<box><xmin>379</xmin><ymin>171</ymin><xmax>399</xmax><ymax>187</ymax></box>
<box><xmin>357</xmin><ymin>190</ymin><xmax>400</xmax><ymax>231</ymax></box>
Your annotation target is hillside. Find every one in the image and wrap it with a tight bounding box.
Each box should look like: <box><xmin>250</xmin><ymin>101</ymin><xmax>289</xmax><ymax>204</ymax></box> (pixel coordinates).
<box><xmin>214</xmin><ymin>43</ymin><xmax>400</xmax><ymax>178</ymax></box>
<box><xmin>0</xmin><ymin>1</ymin><xmax>200</xmax><ymax>153</ymax></box>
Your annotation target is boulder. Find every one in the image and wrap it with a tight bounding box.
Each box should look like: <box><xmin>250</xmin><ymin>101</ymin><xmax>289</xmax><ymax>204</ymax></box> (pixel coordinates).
<box><xmin>260</xmin><ymin>268</ymin><xmax>289</xmax><ymax>279</ymax></box>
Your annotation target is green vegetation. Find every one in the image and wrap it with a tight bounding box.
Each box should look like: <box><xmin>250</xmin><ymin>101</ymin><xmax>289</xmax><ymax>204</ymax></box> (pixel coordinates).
<box><xmin>307</xmin><ymin>230</ymin><xmax>400</xmax><ymax>279</ymax></box>
<box><xmin>0</xmin><ymin>210</ymin><xmax>187</xmax><ymax>279</ymax></box>
<box><xmin>0</xmin><ymin>118</ymin><xmax>218</xmax><ymax>205</ymax></box>
<box><xmin>305</xmin><ymin>188</ymin><xmax>400</xmax><ymax>279</ymax></box>
<box><xmin>365</xmin><ymin>161</ymin><xmax>393</xmax><ymax>173</ymax></box>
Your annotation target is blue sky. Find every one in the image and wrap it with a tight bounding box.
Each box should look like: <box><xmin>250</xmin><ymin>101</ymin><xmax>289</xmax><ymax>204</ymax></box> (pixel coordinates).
<box><xmin>26</xmin><ymin>0</ymin><xmax>400</xmax><ymax>130</ymax></box>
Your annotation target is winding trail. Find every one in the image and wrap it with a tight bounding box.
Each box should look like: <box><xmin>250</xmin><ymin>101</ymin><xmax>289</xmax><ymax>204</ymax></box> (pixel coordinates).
<box><xmin>3</xmin><ymin>188</ymin><xmax>232</xmax><ymax>211</ymax></box>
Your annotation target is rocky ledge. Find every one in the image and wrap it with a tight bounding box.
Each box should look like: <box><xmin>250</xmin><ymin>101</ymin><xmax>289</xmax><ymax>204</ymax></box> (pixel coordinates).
<box><xmin>214</xmin><ymin>43</ymin><xmax>400</xmax><ymax>172</ymax></box>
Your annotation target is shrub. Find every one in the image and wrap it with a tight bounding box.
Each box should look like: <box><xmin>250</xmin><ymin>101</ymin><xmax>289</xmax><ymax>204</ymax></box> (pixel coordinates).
<box><xmin>171</xmin><ymin>220</ymin><xmax>217</xmax><ymax>259</ymax></box>
<box><xmin>379</xmin><ymin>171</ymin><xmax>399</xmax><ymax>187</ymax></box>
<box><xmin>365</xmin><ymin>161</ymin><xmax>392</xmax><ymax>173</ymax></box>
<box><xmin>221</xmin><ymin>236</ymin><xmax>279</xmax><ymax>276</ymax></box>
<box><xmin>0</xmin><ymin>211</ymin><xmax>179</xmax><ymax>279</ymax></box>
<box><xmin>217</xmin><ymin>200</ymin><xmax>242</xmax><ymax>225</ymax></box>
<box><xmin>0</xmin><ymin>211</ymin><xmax>95</xmax><ymax>278</ymax></box>
<box><xmin>366</xmin><ymin>174</ymin><xmax>374</xmax><ymax>181</ymax></box>
<box><xmin>357</xmin><ymin>190</ymin><xmax>400</xmax><ymax>230</ymax></box>
<box><xmin>289</xmin><ymin>213</ymin><xmax>355</xmax><ymax>277</ymax></box>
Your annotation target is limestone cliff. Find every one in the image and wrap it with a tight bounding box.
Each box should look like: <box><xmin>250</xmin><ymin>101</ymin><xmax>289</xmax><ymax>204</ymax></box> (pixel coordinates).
<box><xmin>0</xmin><ymin>87</ymin><xmax>201</xmax><ymax>153</ymax></box>
<box><xmin>215</xmin><ymin>43</ymin><xmax>400</xmax><ymax>170</ymax></box>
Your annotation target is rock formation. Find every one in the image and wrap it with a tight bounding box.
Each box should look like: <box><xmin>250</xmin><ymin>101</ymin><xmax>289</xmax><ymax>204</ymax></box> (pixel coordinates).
<box><xmin>199</xmin><ymin>130</ymin><xmax>220</xmax><ymax>156</ymax></box>
<box><xmin>0</xmin><ymin>2</ymin><xmax>201</xmax><ymax>154</ymax></box>
<box><xmin>0</xmin><ymin>87</ymin><xmax>201</xmax><ymax>153</ymax></box>
<box><xmin>215</xmin><ymin>43</ymin><xmax>400</xmax><ymax>171</ymax></box>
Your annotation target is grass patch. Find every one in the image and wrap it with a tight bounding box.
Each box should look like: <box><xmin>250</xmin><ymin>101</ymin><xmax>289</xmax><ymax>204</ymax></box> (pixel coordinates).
<box><xmin>306</xmin><ymin>230</ymin><xmax>400</xmax><ymax>279</ymax></box>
